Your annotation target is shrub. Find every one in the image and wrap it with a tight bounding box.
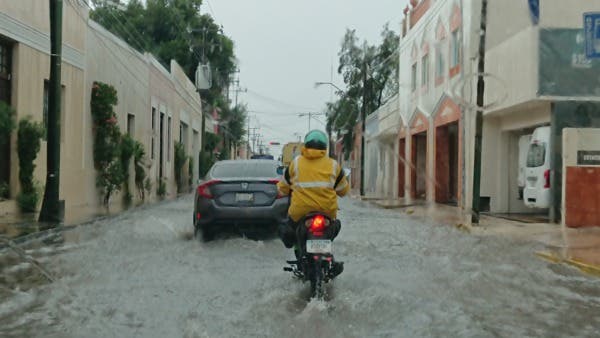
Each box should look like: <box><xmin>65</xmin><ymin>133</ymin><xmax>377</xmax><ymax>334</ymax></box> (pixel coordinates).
<box><xmin>17</xmin><ymin>191</ymin><xmax>39</xmax><ymax>213</ymax></box>
<box><xmin>90</xmin><ymin>81</ymin><xmax>123</xmax><ymax>206</ymax></box>
<box><xmin>174</xmin><ymin>142</ymin><xmax>187</xmax><ymax>193</ymax></box>
<box><xmin>198</xmin><ymin>151</ymin><xmax>214</xmax><ymax>178</ymax></box>
<box><xmin>188</xmin><ymin>156</ymin><xmax>194</xmax><ymax>190</ymax></box>
<box><xmin>143</xmin><ymin>177</ymin><xmax>152</xmax><ymax>197</ymax></box>
<box><xmin>16</xmin><ymin>117</ymin><xmax>44</xmax><ymax>212</ymax></box>
<box><xmin>157</xmin><ymin>178</ymin><xmax>166</xmax><ymax>198</ymax></box>
<box><xmin>120</xmin><ymin>134</ymin><xmax>135</xmax><ymax>204</ymax></box>
<box><xmin>133</xmin><ymin>140</ymin><xmax>148</xmax><ymax>200</ymax></box>
<box><xmin>0</xmin><ymin>181</ymin><xmax>9</xmax><ymax>200</ymax></box>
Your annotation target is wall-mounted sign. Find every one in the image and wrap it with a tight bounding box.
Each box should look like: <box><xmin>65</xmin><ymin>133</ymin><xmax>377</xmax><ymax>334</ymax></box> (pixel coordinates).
<box><xmin>577</xmin><ymin>150</ymin><xmax>600</xmax><ymax>165</ymax></box>
<box><xmin>584</xmin><ymin>12</ymin><xmax>600</xmax><ymax>59</ymax></box>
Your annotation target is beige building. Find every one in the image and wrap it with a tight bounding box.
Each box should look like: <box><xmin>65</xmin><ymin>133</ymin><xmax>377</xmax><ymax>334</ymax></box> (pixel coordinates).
<box><xmin>0</xmin><ymin>1</ymin><xmax>205</xmax><ymax>222</ymax></box>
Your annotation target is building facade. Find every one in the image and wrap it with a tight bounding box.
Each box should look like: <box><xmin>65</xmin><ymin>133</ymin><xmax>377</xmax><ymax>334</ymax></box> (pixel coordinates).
<box><xmin>0</xmin><ymin>1</ymin><xmax>205</xmax><ymax>222</ymax></box>
<box><xmin>364</xmin><ymin>0</ymin><xmax>600</xmax><ymax>226</ymax></box>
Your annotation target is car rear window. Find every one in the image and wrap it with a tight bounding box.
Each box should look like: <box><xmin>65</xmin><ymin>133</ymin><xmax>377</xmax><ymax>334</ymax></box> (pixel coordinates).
<box><xmin>211</xmin><ymin>161</ymin><xmax>278</xmax><ymax>178</ymax></box>
<box><xmin>526</xmin><ymin>143</ymin><xmax>546</xmax><ymax>167</ymax></box>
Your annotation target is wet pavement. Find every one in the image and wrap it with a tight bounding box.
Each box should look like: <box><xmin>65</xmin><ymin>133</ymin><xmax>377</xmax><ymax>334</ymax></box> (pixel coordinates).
<box><xmin>2</xmin><ymin>195</ymin><xmax>600</xmax><ymax>337</ymax></box>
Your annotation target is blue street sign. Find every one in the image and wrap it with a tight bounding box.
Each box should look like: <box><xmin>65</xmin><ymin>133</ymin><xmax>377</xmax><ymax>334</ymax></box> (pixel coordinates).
<box><xmin>584</xmin><ymin>12</ymin><xmax>600</xmax><ymax>58</ymax></box>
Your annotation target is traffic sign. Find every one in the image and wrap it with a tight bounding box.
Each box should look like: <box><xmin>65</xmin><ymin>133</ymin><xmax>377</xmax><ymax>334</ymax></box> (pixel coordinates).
<box><xmin>584</xmin><ymin>12</ymin><xmax>600</xmax><ymax>58</ymax></box>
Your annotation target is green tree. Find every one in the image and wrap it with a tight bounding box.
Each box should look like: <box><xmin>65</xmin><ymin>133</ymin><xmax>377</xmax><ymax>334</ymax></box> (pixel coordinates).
<box><xmin>327</xmin><ymin>25</ymin><xmax>399</xmax><ymax>157</ymax></box>
<box><xmin>90</xmin><ymin>0</ymin><xmax>236</xmax><ymax>106</ymax></box>
<box><xmin>90</xmin><ymin>81</ymin><xmax>123</xmax><ymax>206</ymax></box>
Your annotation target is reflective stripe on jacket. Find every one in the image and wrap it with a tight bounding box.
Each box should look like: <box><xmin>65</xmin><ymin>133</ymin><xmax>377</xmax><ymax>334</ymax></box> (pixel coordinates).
<box><xmin>277</xmin><ymin>146</ymin><xmax>349</xmax><ymax>222</ymax></box>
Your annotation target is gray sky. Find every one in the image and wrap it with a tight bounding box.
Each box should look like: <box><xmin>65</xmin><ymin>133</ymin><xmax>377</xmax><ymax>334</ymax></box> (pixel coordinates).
<box><xmin>203</xmin><ymin>0</ymin><xmax>408</xmax><ymax>156</ymax></box>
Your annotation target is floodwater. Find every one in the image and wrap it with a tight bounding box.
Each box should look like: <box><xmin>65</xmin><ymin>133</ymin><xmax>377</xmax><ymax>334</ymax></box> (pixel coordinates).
<box><xmin>1</xmin><ymin>196</ymin><xmax>600</xmax><ymax>337</ymax></box>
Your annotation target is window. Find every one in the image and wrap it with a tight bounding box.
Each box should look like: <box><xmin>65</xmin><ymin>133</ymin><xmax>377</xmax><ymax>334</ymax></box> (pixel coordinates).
<box><xmin>167</xmin><ymin>116</ymin><xmax>172</xmax><ymax>161</ymax></box>
<box><xmin>211</xmin><ymin>161</ymin><xmax>279</xmax><ymax>179</ymax></box>
<box><xmin>421</xmin><ymin>54</ymin><xmax>429</xmax><ymax>88</ymax></box>
<box><xmin>127</xmin><ymin>113</ymin><xmax>135</xmax><ymax>136</ymax></box>
<box><xmin>180</xmin><ymin>121</ymin><xmax>189</xmax><ymax>152</ymax></box>
<box><xmin>526</xmin><ymin>143</ymin><xmax>546</xmax><ymax>167</ymax></box>
<box><xmin>151</xmin><ymin>107</ymin><xmax>156</xmax><ymax>159</ymax></box>
<box><xmin>451</xmin><ymin>30</ymin><xmax>460</xmax><ymax>68</ymax></box>
<box><xmin>435</xmin><ymin>43</ymin><xmax>445</xmax><ymax>78</ymax></box>
<box><xmin>0</xmin><ymin>43</ymin><xmax>9</xmax><ymax>76</ymax></box>
<box><xmin>411</xmin><ymin>63</ymin><xmax>417</xmax><ymax>91</ymax></box>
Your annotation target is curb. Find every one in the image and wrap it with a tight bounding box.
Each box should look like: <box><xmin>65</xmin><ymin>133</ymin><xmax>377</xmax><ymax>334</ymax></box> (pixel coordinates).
<box><xmin>535</xmin><ymin>251</ymin><xmax>600</xmax><ymax>277</ymax></box>
<box><xmin>0</xmin><ymin>194</ymin><xmax>191</xmax><ymax>250</ymax></box>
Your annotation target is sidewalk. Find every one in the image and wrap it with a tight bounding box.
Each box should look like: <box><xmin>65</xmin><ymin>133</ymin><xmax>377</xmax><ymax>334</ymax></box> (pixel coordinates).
<box><xmin>366</xmin><ymin>197</ymin><xmax>600</xmax><ymax>277</ymax></box>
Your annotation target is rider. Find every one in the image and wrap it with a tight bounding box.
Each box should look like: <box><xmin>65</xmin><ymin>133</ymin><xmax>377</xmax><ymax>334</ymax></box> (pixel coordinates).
<box><xmin>277</xmin><ymin>130</ymin><xmax>349</xmax><ymax>273</ymax></box>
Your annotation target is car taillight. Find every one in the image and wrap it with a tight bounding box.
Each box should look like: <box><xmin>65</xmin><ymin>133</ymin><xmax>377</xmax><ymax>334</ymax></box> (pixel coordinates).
<box><xmin>197</xmin><ymin>180</ymin><xmax>221</xmax><ymax>199</ymax></box>
<box><xmin>544</xmin><ymin>169</ymin><xmax>550</xmax><ymax>189</ymax></box>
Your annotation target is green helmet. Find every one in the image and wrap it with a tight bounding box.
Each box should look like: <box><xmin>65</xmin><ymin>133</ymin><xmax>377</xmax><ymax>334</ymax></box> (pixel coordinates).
<box><xmin>304</xmin><ymin>130</ymin><xmax>328</xmax><ymax>150</ymax></box>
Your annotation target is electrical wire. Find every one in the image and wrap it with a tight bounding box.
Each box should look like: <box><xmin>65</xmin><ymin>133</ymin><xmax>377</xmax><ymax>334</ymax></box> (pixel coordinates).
<box><xmin>245</xmin><ymin>89</ymin><xmax>319</xmax><ymax>111</ymax></box>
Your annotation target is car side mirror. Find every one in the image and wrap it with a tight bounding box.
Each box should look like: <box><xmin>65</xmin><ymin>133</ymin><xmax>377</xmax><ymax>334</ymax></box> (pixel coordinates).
<box><xmin>276</xmin><ymin>166</ymin><xmax>284</xmax><ymax>176</ymax></box>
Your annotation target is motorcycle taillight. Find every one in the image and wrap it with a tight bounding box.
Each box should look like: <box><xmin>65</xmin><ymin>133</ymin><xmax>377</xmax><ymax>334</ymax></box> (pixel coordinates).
<box><xmin>305</xmin><ymin>215</ymin><xmax>330</xmax><ymax>232</ymax></box>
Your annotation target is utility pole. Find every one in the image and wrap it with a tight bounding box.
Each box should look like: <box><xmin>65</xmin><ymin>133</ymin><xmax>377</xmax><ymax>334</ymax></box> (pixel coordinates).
<box><xmin>246</xmin><ymin>115</ymin><xmax>250</xmax><ymax>158</ymax></box>
<box><xmin>360</xmin><ymin>58</ymin><xmax>368</xmax><ymax>197</ymax></box>
<box><xmin>298</xmin><ymin>112</ymin><xmax>325</xmax><ymax>133</ymax></box>
<box><xmin>471</xmin><ymin>0</ymin><xmax>488</xmax><ymax>224</ymax></box>
<box><xmin>40</xmin><ymin>0</ymin><xmax>64</xmax><ymax>223</ymax></box>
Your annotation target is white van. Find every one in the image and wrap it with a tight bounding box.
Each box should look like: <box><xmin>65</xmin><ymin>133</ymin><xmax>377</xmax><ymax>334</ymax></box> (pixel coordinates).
<box><xmin>523</xmin><ymin>126</ymin><xmax>552</xmax><ymax>208</ymax></box>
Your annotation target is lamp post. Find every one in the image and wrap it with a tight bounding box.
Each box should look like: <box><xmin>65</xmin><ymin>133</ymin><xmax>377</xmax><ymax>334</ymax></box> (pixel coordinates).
<box><xmin>314</xmin><ymin>81</ymin><xmax>344</xmax><ymax>158</ymax></box>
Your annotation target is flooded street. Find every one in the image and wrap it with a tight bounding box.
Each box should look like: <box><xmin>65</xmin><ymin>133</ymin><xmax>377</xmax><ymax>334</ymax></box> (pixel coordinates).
<box><xmin>2</xmin><ymin>196</ymin><xmax>600</xmax><ymax>337</ymax></box>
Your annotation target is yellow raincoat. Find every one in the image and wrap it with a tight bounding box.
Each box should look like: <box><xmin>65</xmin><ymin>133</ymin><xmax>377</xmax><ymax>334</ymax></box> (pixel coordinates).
<box><xmin>277</xmin><ymin>146</ymin><xmax>350</xmax><ymax>222</ymax></box>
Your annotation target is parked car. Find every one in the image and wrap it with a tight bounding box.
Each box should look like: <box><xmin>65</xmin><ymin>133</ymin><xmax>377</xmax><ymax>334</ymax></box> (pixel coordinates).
<box><xmin>193</xmin><ymin>159</ymin><xmax>288</xmax><ymax>241</ymax></box>
<box><xmin>523</xmin><ymin>126</ymin><xmax>552</xmax><ymax>208</ymax></box>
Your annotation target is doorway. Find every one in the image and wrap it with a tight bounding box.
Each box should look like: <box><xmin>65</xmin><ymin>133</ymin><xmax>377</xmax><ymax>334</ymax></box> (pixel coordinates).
<box><xmin>435</xmin><ymin>122</ymin><xmax>459</xmax><ymax>204</ymax></box>
<box><xmin>159</xmin><ymin>112</ymin><xmax>164</xmax><ymax>179</ymax></box>
<box><xmin>398</xmin><ymin>138</ymin><xmax>406</xmax><ymax>197</ymax></box>
<box><xmin>0</xmin><ymin>40</ymin><xmax>12</xmax><ymax>195</ymax></box>
<box><xmin>411</xmin><ymin>132</ymin><xmax>427</xmax><ymax>199</ymax></box>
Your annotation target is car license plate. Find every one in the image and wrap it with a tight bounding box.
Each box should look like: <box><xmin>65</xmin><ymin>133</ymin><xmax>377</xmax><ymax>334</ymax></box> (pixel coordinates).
<box><xmin>235</xmin><ymin>193</ymin><xmax>253</xmax><ymax>202</ymax></box>
<box><xmin>306</xmin><ymin>240</ymin><xmax>332</xmax><ymax>254</ymax></box>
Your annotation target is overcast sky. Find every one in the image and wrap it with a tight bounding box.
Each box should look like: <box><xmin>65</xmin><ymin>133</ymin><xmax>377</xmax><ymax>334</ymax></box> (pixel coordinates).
<box><xmin>203</xmin><ymin>0</ymin><xmax>408</xmax><ymax>156</ymax></box>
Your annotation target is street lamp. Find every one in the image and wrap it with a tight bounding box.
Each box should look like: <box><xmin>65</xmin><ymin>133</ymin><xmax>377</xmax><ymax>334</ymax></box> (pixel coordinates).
<box><xmin>314</xmin><ymin>81</ymin><xmax>344</xmax><ymax>94</ymax></box>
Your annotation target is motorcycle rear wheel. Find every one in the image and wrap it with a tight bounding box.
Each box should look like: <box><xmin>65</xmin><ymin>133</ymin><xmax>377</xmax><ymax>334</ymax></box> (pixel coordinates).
<box><xmin>310</xmin><ymin>267</ymin><xmax>325</xmax><ymax>300</ymax></box>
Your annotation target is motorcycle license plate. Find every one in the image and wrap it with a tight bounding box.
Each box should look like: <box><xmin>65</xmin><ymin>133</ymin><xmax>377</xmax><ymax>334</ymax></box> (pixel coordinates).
<box><xmin>306</xmin><ymin>240</ymin><xmax>332</xmax><ymax>254</ymax></box>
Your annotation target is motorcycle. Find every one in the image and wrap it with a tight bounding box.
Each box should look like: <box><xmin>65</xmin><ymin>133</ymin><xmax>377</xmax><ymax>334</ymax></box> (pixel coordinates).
<box><xmin>284</xmin><ymin>212</ymin><xmax>342</xmax><ymax>299</ymax></box>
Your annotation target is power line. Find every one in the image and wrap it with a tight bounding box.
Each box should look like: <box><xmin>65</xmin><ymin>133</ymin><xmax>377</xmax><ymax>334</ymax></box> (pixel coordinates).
<box><xmin>245</xmin><ymin>89</ymin><xmax>318</xmax><ymax>111</ymax></box>
<box><xmin>69</xmin><ymin>2</ymin><xmax>212</xmax><ymax>123</ymax></box>
<box><xmin>205</xmin><ymin>0</ymin><xmax>217</xmax><ymax>19</ymax></box>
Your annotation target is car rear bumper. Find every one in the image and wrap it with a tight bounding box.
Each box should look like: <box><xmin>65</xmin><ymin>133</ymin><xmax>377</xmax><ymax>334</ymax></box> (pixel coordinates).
<box><xmin>195</xmin><ymin>197</ymin><xmax>289</xmax><ymax>229</ymax></box>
